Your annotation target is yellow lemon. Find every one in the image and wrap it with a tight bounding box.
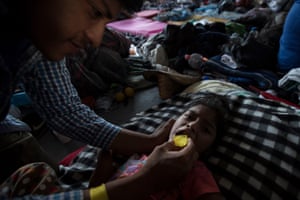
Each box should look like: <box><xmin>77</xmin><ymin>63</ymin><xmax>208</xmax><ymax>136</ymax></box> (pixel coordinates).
<box><xmin>174</xmin><ymin>135</ymin><xmax>188</xmax><ymax>147</ymax></box>
<box><xmin>115</xmin><ymin>92</ymin><xmax>125</xmax><ymax>102</ymax></box>
<box><xmin>124</xmin><ymin>87</ymin><xmax>135</xmax><ymax>97</ymax></box>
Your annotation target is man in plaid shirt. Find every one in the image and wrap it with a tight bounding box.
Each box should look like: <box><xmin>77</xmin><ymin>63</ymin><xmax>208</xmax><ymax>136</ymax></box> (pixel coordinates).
<box><xmin>0</xmin><ymin>0</ymin><xmax>198</xmax><ymax>199</ymax></box>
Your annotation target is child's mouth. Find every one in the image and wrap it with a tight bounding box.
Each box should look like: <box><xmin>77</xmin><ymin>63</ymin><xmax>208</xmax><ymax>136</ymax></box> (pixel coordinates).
<box><xmin>173</xmin><ymin>134</ymin><xmax>188</xmax><ymax>147</ymax></box>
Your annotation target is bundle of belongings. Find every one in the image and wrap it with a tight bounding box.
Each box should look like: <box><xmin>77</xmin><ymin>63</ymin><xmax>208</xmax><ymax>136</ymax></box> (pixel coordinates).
<box><xmin>66</xmin><ymin>28</ymin><xmax>132</xmax><ymax>101</ymax></box>
<box><xmin>136</xmin><ymin>18</ymin><xmax>280</xmax><ymax>99</ymax></box>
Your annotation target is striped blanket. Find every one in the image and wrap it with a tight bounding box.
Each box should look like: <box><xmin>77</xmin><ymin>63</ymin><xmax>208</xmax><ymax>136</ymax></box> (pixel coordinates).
<box><xmin>60</xmin><ymin>91</ymin><xmax>300</xmax><ymax>200</ymax></box>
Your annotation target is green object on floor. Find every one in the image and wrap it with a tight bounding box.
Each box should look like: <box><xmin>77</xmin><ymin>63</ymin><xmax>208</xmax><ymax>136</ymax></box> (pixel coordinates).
<box><xmin>225</xmin><ymin>21</ymin><xmax>246</xmax><ymax>36</ymax></box>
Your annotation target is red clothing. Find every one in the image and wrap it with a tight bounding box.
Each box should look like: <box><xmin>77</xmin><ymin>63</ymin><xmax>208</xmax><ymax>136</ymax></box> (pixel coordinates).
<box><xmin>149</xmin><ymin>161</ymin><xmax>220</xmax><ymax>200</ymax></box>
<box><xmin>113</xmin><ymin>155</ymin><xmax>220</xmax><ymax>200</ymax></box>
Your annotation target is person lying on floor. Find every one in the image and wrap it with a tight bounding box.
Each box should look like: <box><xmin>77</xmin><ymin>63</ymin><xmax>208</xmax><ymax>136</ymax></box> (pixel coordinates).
<box><xmin>89</xmin><ymin>93</ymin><xmax>228</xmax><ymax>200</ymax></box>
<box><xmin>0</xmin><ymin>0</ymin><xmax>198</xmax><ymax>199</ymax></box>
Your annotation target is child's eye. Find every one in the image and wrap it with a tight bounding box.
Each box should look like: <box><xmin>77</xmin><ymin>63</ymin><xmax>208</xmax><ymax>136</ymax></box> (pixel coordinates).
<box><xmin>184</xmin><ymin>114</ymin><xmax>193</xmax><ymax>120</ymax></box>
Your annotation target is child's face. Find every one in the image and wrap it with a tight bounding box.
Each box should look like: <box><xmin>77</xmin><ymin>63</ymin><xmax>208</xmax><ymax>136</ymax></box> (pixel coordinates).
<box><xmin>169</xmin><ymin>104</ymin><xmax>218</xmax><ymax>155</ymax></box>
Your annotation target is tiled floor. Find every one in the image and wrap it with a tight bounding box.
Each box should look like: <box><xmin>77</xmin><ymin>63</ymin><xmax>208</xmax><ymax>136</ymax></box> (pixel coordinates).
<box><xmin>38</xmin><ymin>86</ymin><xmax>162</xmax><ymax>163</ymax></box>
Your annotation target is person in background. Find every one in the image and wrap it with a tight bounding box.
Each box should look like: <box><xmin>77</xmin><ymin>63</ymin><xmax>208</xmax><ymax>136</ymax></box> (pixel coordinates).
<box><xmin>277</xmin><ymin>0</ymin><xmax>300</xmax><ymax>73</ymax></box>
<box><xmin>0</xmin><ymin>0</ymin><xmax>198</xmax><ymax>199</ymax></box>
<box><xmin>90</xmin><ymin>93</ymin><xmax>228</xmax><ymax>200</ymax></box>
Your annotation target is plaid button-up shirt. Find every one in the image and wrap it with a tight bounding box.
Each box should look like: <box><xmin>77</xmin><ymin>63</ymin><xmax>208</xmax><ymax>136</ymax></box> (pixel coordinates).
<box><xmin>0</xmin><ymin>41</ymin><xmax>120</xmax><ymax>199</ymax></box>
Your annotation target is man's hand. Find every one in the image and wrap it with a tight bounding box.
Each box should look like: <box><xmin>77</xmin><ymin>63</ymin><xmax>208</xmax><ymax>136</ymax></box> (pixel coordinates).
<box><xmin>112</xmin><ymin>119</ymin><xmax>175</xmax><ymax>155</ymax></box>
<box><xmin>105</xmin><ymin>138</ymin><xmax>198</xmax><ymax>200</ymax></box>
<box><xmin>139</xmin><ymin>138</ymin><xmax>198</xmax><ymax>192</ymax></box>
<box><xmin>149</xmin><ymin>118</ymin><xmax>176</xmax><ymax>146</ymax></box>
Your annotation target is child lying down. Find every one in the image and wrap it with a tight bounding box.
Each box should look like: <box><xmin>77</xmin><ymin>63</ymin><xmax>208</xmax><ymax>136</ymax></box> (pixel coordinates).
<box><xmin>90</xmin><ymin>93</ymin><xmax>229</xmax><ymax>200</ymax></box>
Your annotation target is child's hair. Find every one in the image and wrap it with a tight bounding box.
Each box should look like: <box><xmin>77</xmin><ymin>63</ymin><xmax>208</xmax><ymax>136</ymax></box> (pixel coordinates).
<box><xmin>186</xmin><ymin>93</ymin><xmax>229</xmax><ymax>158</ymax></box>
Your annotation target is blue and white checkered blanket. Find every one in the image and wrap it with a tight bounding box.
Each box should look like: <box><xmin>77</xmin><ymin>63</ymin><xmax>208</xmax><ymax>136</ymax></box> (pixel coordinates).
<box><xmin>60</xmin><ymin>91</ymin><xmax>300</xmax><ymax>200</ymax></box>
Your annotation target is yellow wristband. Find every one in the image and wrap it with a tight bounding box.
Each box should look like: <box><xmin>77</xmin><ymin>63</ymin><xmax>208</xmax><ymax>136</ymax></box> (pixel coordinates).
<box><xmin>89</xmin><ymin>184</ymin><xmax>109</xmax><ymax>200</ymax></box>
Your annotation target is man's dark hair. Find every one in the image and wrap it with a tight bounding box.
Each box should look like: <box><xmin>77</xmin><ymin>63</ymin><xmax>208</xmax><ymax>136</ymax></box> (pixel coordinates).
<box><xmin>120</xmin><ymin>0</ymin><xmax>144</xmax><ymax>12</ymax></box>
<box><xmin>0</xmin><ymin>0</ymin><xmax>27</xmax><ymax>41</ymax></box>
<box><xmin>0</xmin><ymin>0</ymin><xmax>144</xmax><ymax>41</ymax></box>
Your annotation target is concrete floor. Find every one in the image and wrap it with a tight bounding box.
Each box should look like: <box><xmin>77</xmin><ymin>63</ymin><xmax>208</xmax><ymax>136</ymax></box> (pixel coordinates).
<box><xmin>38</xmin><ymin>86</ymin><xmax>162</xmax><ymax>163</ymax></box>
<box><xmin>102</xmin><ymin>86</ymin><xmax>161</xmax><ymax>125</ymax></box>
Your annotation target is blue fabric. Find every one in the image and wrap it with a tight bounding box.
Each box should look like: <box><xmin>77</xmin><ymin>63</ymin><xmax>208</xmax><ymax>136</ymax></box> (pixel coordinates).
<box><xmin>11</xmin><ymin>92</ymin><xmax>32</xmax><ymax>106</ymax></box>
<box><xmin>278</xmin><ymin>0</ymin><xmax>300</xmax><ymax>72</ymax></box>
<box><xmin>0</xmin><ymin>39</ymin><xmax>30</xmax><ymax>121</ymax></box>
<box><xmin>0</xmin><ymin>39</ymin><xmax>34</xmax><ymax>133</ymax></box>
<box><xmin>202</xmin><ymin>56</ymin><xmax>279</xmax><ymax>90</ymax></box>
<box><xmin>0</xmin><ymin>114</ymin><xmax>31</xmax><ymax>133</ymax></box>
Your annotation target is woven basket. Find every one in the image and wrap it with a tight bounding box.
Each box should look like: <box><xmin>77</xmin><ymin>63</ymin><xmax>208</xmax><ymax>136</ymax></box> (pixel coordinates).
<box><xmin>143</xmin><ymin>66</ymin><xmax>201</xmax><ymax>99</ymax></box>
<box><xmin>156</xmin><ymin>73</ymin><xmax>185</xmax><ymax>99</ymax></box>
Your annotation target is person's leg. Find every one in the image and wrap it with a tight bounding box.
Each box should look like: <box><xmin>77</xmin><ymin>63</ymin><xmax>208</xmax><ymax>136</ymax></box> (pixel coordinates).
<box><xmin>0</xmin><ymin>162</ymin><xmax>62</xmax><ymax>198</ymax></box>
<box><xmin>0</xmin><ymin>132</ymin><xmax>58</xmax><ymax>182</ymax></box>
